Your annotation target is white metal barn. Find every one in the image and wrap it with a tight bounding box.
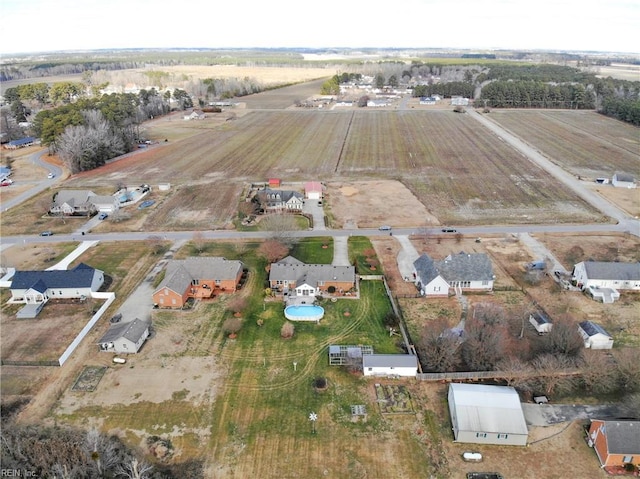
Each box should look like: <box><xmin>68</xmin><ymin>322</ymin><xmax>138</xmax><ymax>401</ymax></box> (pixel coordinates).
<box><xmin>362</xmin><ymin>354</ymin><xmax>418</xmax><ymax>377</ymax></box>
<box><xmin>448</xmin><ymin>383</ymin><xmax>528</xmax><ymax>446</ymax></box>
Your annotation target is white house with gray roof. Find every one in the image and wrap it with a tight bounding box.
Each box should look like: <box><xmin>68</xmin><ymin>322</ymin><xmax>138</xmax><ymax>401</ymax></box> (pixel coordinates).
<box><xmin>612</xmin><ymin>172</ymin><xmax>636</xmax><ymax>188</ymax></box>
<box><xmin>413</xmin><ymin>252</ymin><xmax>494</xmax><ymax>297</ymax></box>
<box><xmin>98</xmin><ymin>318</ymin><xmax>151</xmax><ymax>354</ymax></box>
<box><xmin>572</xmin><ymin>261</ymin><xmax>640</xmax><ymax>292</ymax></box>
<box><xmin>50</xmin><ymin>190</ymin><xmax>98</xmax><ymax>216</ymax></box>
<box><xmin>448</xmin><ymin>383</ymin><xmax>528</xmax><ymax>446</ymax></box>
<box><xmin>269</xmin><ymin>256</ymin><xmax>356</xmax><ymax>299</ymax></box>
<box><xmin>256</xmin><ymin>188</ymin><xmax>304</xmax><ymax>211</ymax></box>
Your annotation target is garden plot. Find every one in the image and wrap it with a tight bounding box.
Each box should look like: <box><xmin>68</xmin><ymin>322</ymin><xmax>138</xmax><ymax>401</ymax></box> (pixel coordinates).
<box><xmin>375</xmin><ymin>384</ymin><xmax>414</xmax><ymax>414</ymax></box>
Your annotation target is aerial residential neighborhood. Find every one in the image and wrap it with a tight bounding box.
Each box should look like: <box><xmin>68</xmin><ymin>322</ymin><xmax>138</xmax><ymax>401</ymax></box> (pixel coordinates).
<box><xmin>0</xmin><ymin>43</ymin><xmax>639</xmax><ymax>479</ymax></box>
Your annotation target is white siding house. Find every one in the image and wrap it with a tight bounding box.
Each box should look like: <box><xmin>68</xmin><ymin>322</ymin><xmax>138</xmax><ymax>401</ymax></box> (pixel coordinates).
<box><xmin>448</xmin><ymin>383</ymin><xmax>528</xmax><ymax>446</ymax></box>
<box><xmin>413</xmin><ymin>253</ymin><xmax>494</xmax><ymax>297</ymax></box>
<box><xmin>572</xmin><ymin>261</ymin><xmax>640</xmax><ymax>291</ymax></box>
<box><xmin>362</xmin><ymin>354</ymin><xmax>418</xmax><ymax>377</ymax></box>
<box><xmin>579</xmin><ymin>321</ymin><xmax>614</xmax><ymax>349</ymax></box>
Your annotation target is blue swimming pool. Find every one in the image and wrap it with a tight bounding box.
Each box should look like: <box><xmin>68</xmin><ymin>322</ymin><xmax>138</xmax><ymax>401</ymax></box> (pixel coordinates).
<box><xmin>284</xmin><ymin>305</ymin><xmax>325</xmax><ymax>322</ymax></box>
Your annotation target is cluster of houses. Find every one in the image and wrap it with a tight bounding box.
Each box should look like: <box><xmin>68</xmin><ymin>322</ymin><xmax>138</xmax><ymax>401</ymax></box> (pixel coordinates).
<box><xmin>49</xmin><ymin>186</ymin><xmax>151</xmax><ymax>217</ymax></box>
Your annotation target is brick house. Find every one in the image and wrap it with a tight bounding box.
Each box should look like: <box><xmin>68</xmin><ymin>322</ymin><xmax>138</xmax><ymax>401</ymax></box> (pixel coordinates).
<box><xmin>269</xmin><ymin>256</ymin><xmax>356</xmax><ymax>298</ymax></box>
<box><xmin>588</xmin><ymin>419</ymin><xmax>640</xmax><ymax>468</ymax></box>
<box><xmin>153</xmin><ymin>257</ymin><xmax>244</xmax><ymax>308</ymax></box>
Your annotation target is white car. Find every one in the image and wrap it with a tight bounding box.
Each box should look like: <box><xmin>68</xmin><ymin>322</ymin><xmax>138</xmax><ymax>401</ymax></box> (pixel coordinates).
<box><xmin>47</xmin><ymin>172</ymin><xmax>55</xmax><ymax>179</ymax></box>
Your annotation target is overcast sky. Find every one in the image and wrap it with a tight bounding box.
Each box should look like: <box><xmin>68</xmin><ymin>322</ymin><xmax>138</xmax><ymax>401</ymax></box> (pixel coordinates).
<box><xmin>1</xmin><ymin>0</ymin><xmax>638</xmax><ymax>55</ymax></box>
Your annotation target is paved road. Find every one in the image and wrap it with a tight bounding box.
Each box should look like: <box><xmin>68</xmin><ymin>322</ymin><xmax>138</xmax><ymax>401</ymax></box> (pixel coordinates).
<box><xmin>522</xmin><ymin>402</ymin><xmax>626</xmax><ymax>426</ymax></box>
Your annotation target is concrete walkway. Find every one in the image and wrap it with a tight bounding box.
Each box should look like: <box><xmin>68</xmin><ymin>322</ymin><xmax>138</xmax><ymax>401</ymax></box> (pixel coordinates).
<box><xmin>46</xmin><ymin>240</ymin><xmax>100</xmax><ymax>270</ymax></box>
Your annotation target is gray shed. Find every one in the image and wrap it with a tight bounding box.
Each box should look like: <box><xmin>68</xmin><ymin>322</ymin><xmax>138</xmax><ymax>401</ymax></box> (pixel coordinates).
<box><xmin>98</xmin><ymin>318</ymin><xmax>150</xmax><ymax>354</ymax></box>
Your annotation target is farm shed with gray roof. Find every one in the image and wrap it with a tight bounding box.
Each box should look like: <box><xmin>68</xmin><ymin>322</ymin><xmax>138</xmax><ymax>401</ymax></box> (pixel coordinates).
<box><xmin>98</xmin><ymin>318</ymin><xmax>151</xmax><ymax>354</ymax></box>
<box><xmin>448</xmin><ymin>383</ymin><xmax>528</xmax><ymax>446</ymax></box>
<box><xmin>413</xmin><ymin>252</ymin><xmax>494</xmax><ymax>297</ymax></box>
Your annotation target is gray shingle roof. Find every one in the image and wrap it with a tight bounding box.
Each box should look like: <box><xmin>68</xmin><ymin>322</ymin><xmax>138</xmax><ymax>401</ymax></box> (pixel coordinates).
<box><xmin>53</xmin><ymin>190</ymin><xmax>96</xmax><ymax>207</ymax></box>
<box><xmin>531</xmin><ymin>312</ymin><xmax>551</xmax><ymax>325</ymax></box>
<box><xmin>11</xmin><ymin>263</ymin><xmax>99</xmax><ymax>290</ymax></box>
<box><xmin>98</xmin><ymin>318</ymin><xmax>150</xmax><ymax>344</ymax></box>
<box><xmin>414</xmin><ymin>252</ymin><xmax>494</xmax><ymax>283</ymax></box>
<box><xmin>156</xmin><ymin>257</ymin><xmax>243</xmax><ymax>293</ymax></box>
<box><xmin>269</xmin><ymin>256</ymin><xmax>355</xmax><ymax>285</ymax></box>
<box><xmin>362</xmin><ymin>354</ymin><xmax>417</xmax><ymax>369</ymax></box>
<box><xmin>581</xmin><ymin>261</ymin><xmax>640</xmax><ymax>281</ymax></box>
<box><xmin>601</xmin><ymin>421</ymin><xmax>640</xmax><ymax>454</ymax></box>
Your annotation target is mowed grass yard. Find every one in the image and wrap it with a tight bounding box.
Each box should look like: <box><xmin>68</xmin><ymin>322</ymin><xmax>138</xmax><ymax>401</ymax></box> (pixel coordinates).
<box><xmin>53</xmin><ymin>239</ymin><xmax>446</xmax><ymax>477</ymax></box>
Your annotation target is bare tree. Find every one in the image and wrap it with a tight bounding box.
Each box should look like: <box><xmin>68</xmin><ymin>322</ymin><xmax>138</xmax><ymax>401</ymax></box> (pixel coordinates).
<box><xmin>258</xmin><ymin>239</ymin><xmax>289</xmax><ymax>263</ymax></box>
<box><xmin>222</xmin><ymin>317</ymin><xmax>242</xmax><ymax>338</ymax></box>
<box><xmin>461</xmin><ymin>313</ymin><xmax>511</xmax><ymax>371</ymax></box>
<box><xmin>614</xmin><ymin>348</ymin><xmax>640</xmax><ymax>393</ymax></box>
<box><xmin>531</xmin><ymin>354</ymin><xmax>579</xmax><ymax>396</ymax></box>
<box><xmin>192</xmin><ymin>231</ymin><xmax>206</xmax><ymax>253</ymax></box>
<box><xmin>496</xmin><ymin>357</ymin><xmax>535</xmax><ymax>389</ymax></box>
<box><xmin>226</xmin><ymin>296</ymin><xmax>248</xmax><ymax>315</ymax></box>
<box><xmin>281</xmin><ymin>321</ymin><xmax>295</xmax><ymax>339</ymax></box>
<box><xmin>115</xmin><ymin>456</ymin><xmax>153</xmax><ymax>479</ymax></box>
<box><xmin>580</xmin><ymin>351</ymin><xmax>619</xmax><ymax>395</ymax></box>
<box><xmin>146</xmin><ymin>235</ymin><xmax>166</xmax><ymax>255</ymax></box>
<box><xmin>540</xmin><ymin>317</ymin><xmax>584</xmax><ymax>358</ymax></box>
<box><xmin>416</xmin><ymin>319</ymin><xmax>462</xmax><ymax>372</ymax></box>
<box><xmin>259</xmin><ymin>213</ymin><xmax>299</xmax><ymax>246</ymax></box>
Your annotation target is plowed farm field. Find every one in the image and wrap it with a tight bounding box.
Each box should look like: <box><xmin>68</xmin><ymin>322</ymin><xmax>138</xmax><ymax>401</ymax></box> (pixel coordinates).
<box><xmin>486</xmin><ymin>109</ymin><xmax>640</xmax><ymax>179</ymax></box>
<box><xmin>60</xmin><ymin>108</ymin><xmax>615</xmax><ymax>229</ymax></box>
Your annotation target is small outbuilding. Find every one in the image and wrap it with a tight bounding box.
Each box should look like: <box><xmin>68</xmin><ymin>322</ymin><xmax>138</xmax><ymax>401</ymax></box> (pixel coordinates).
<box><xmin>304</xmin><ymin>181</ymin><xmax>323</xmax><ymax>200</ymax></box>
<box><xmin>611</xmin><ymin>172</ymin><xmax>637</xmax><ymax>188</ymax></box>
<box><xmin>98</xmin><ymin>318</ymin><xmax>151</xmax><ymax>354</ymax></box>
<box><xmin>578</xmin><ymin>321</ymin><xmax>614</xmax><ymax>349</ymax></box>
<box><xmin>448</xmin><ymin>383</ymin><xmax>528</xmax><ymax>446</ymax></box>
<box><xmin>362</xmin><ymin>354</ymin><xmax>418</xmax><ymax>377</ymax></box>
<box><xmin>529</xmin><ymin>312</ymin><xmax>553</xmax><ymax>334</ymax></box>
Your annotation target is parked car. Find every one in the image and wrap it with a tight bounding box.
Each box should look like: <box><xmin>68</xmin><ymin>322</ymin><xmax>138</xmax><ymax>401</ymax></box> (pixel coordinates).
<box><xmin>0</xmin><ymin>179</ymin><xmax>13</xmax><ymax>186</ymax></box>
<box><xmin>442</xmin><ymin>227</ymin><xmax>457</xmax><ymax>233</ymax></box>
<box><xmin>378</xmin><ymin>225</ymin><xmax>392</xmax><ymax>231</ymax></box>
<box><xmin>98</xmin><ymin>212</ymin><xmax>108</xmax><ymax>220</ymax></box>
<box><xmin>47</xmin><ymin>172</ymin><xmax>55</xmax><ymax>179</ymax></box>
<box><xmin>110</xmin><ymin>313</ymin><xmax>122</xmax><ymax>323</ymax></box>
<box><xmin>40</xmin><ymin>231</ymin><xmax>54</xmax><ymax>236</ymax></box>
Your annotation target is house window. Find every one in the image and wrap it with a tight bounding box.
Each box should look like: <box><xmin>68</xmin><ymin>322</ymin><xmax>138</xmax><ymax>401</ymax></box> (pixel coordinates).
<box><xmin>192</xmin><ymin>279</ymin><xmax>199</xmax><ymax>286</ymax></box>
<box><xmin>215</xmin><ymin>280</ymin><xmax>221</xmax><ymax>285</ymax></box>
<box><xmin>497</xmin><ymin>434</ymin><xmax>509</xmax><ymax>439</ymax></box>
<box><xmin>476</xmin><ymin>432</ymin><xmax>487</xmax><ymax>438</ymax></box>
<box><xmin>368</xmin><ymin>368</ymin><xmax>372</xmax><ymax>371</ymax></box>
<box><xmin>482</xmin><ymin>280</ymin><xmax>489</xmax><ymax>286</ymax></box>
<box><xmin>172</xmin><ymin>298</ymin><xmax>176</xmax><ymax>305</ymax></box>
<box><xmin>623</xmin><ymin>456</ymin><xmax>634</xmax><ymax>464</ymax></box>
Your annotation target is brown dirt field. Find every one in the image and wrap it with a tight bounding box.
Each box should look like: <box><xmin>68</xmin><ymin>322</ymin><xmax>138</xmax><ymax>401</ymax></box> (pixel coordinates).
<box><xmin>326</xmin><ymin>180</ymin><xmax>440</xmax><ymax>229</ymax></box>
<box><xmin>587</xmin><ymin>182</ymin><xmax>640</xmax><ymax>218</ymax></box>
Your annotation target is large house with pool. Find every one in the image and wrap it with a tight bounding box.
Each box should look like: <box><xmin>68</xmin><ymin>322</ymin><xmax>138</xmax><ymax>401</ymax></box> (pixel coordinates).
<box><xmin>269</xmin><ymin>256</ymin><xmax>356</xmax><ymax>300</ymax></box>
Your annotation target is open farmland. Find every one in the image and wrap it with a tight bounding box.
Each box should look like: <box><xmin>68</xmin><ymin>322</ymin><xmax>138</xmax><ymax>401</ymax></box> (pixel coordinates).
<box><xmin>486</xmin><ymin>110</ymin><xmax>640</xmax><ymax>179</ymax></box>
<box><xmin>60</xmin><ymin>108</ymin><xmax>608</xmax><ymax>230</ymax></box>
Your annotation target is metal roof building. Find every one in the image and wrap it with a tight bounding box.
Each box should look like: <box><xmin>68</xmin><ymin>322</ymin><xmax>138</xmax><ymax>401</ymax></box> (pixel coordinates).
<box><xmin>448</xmin><ymin>383</ymin><xmax>528</xmax><ymax>446</ymax></box>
